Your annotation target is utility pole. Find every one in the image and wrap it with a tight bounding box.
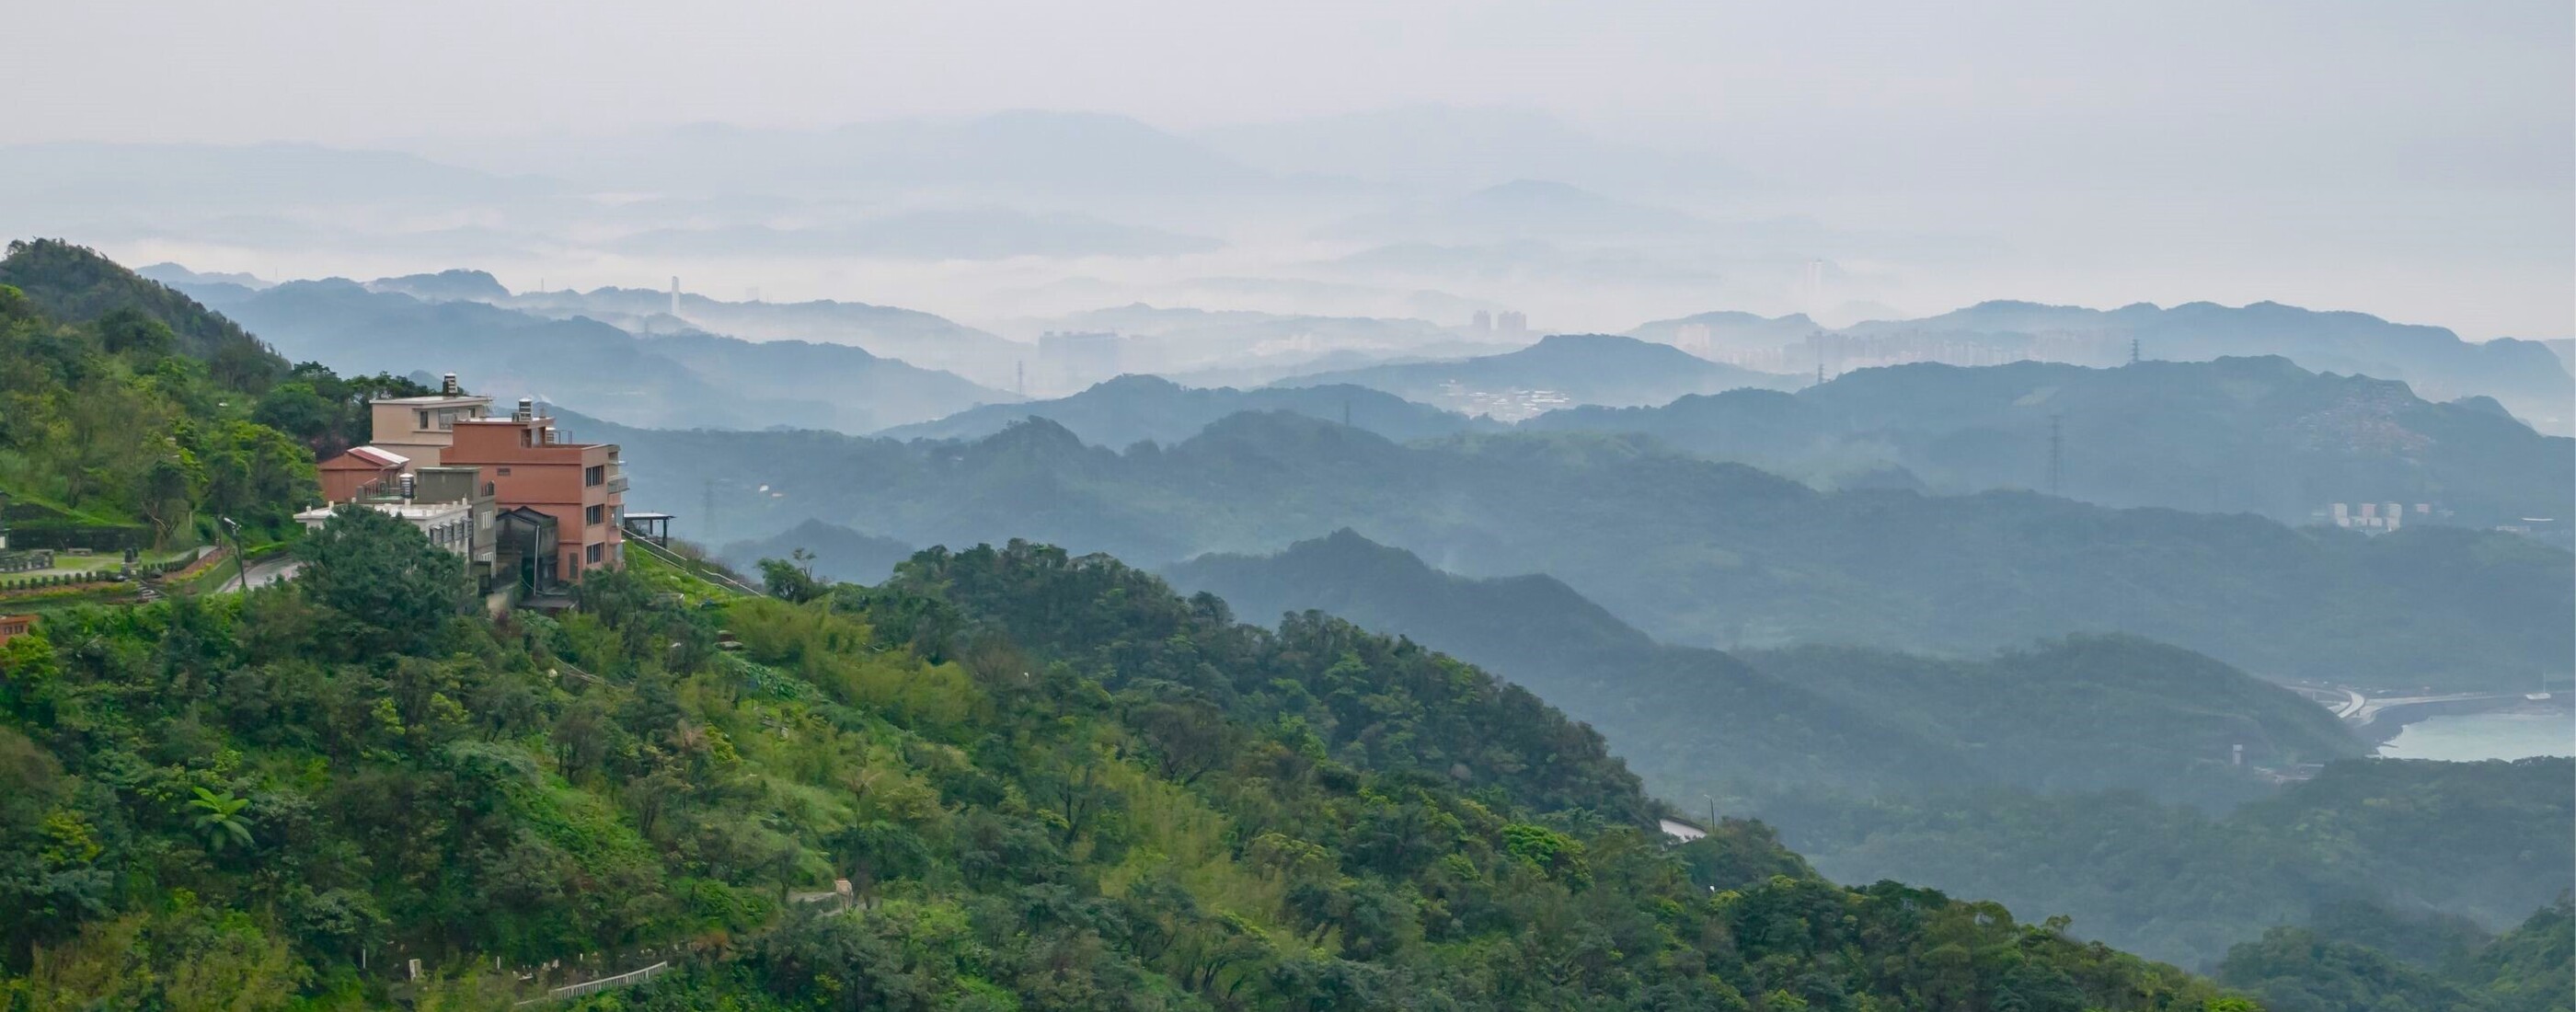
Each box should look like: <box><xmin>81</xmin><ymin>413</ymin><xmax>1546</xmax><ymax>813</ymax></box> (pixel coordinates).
<box><xmin>220</xmin><ymin>516</ymin><xmax>250</xmax><ymax>593</ymax></box>
<box><xmin>2046</xmin><ymin>415</ymin><xmax>2064</xmax><ymax>496</ymax></box>
<box><xmin>1342</xmin><ymin>398</ymin><xmax>1351</xmax><ymax>428</ymax></box>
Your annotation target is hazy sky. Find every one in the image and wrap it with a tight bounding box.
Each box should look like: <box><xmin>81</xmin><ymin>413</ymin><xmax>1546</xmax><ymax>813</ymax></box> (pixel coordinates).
<box><xmin>12</xmin><ymin>1</ymin><xmax>2560</xmax><ymax>159</ymax></box>
<box><xmin>10</xmin><ymin>0</ymin><xmax>2572</xmax><ymax>336</ymax></box>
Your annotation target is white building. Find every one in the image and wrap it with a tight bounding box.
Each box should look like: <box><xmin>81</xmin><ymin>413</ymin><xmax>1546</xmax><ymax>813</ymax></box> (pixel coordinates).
<box><xmin>295</xmin><ymin>500</ymin><xmax>477</xmax><ymax>556</ymax></box>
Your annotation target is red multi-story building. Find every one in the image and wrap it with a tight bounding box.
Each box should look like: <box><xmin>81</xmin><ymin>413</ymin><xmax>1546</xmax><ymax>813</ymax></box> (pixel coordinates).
<box><xmin>440</xmin><ymin>398</ymin><xmax>625</xmax><ymax>588</ymax></box>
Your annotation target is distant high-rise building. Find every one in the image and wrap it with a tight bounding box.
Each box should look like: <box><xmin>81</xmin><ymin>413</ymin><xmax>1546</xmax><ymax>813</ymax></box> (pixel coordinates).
<box><xmin>1471</xmin><ymin>310</ymin><xmax>1493</xmax><ymax>336</ymax></box>
<box><xmin>669</xmin><ymin>276</ymin><xmax>681</xmax><ymax>317</ymax></box>
<box><xmin>1497</xmin><ymin>310</ymin><xmax>1529</xmax><ymax>339</ymax></box>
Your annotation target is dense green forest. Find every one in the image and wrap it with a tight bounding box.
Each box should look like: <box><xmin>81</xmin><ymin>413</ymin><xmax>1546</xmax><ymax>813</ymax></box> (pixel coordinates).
<box><xmin>577</xmin><ymin>408</ymin><xmax>2571</xmax><ymax>691</ymax></box>
<box><xmin>1523</xmin><ymin>355</ymin><xmax>2572</xmax><ymax>531</ymax></box>
<box><xmin>2216</xmin><ymin>897</ymin><xmax>2572</xmax><ymax>1012</ymax></box>
<box><xmin>1161</xmin><ymin>533</ymin><xmax>2572</xmax><ymax>979</ymax></box>
<box><xmin>0</xmin><ymin>512</ymin><xmax>2261</xmax><ymax>1009</ymax></box>
<box><xmin>6</xmin><ymin>239</ymin><xmax>2557</xmax><ymax>1009</ymax></box>
<box><xmin>1762</xmin><ymin>759</ymin><xmax>2576</xmax><ymax>972</ymax></box>
<box><xmin>0</xmin><ymin>239</ymin><xmax>428</xmax><ymax>547</ymax></box>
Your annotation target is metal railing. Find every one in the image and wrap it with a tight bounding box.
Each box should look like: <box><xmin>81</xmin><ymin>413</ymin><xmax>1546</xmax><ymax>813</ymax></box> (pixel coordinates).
<box><xmin>624</xmin><ymin>535</ymin><xmax>765</xmax><ymax>597</ymax></box>
<box><xmin>513</xmin><ymin>960</ymin><xmax>667</xmax><ymax>1006</ymax></box>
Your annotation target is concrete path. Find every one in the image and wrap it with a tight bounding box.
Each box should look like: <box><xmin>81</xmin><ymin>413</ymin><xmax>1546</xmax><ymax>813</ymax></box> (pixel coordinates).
<box><xmin>238</xmin><ymin>556</ymin><xmax>302</xmax><ymax>590</ymax></box>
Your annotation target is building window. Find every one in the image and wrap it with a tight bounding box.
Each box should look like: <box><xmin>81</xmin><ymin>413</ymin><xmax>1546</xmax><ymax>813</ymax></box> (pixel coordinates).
<box><xmin>495</xmin><ymin>466</ymin><xmax>511</xmax><ymax>476</ymax></box>
<box><xmin>584</xmin><ymin>465</ymin><xmax>604</xmax><ymax>487</ymax></box>
<box><xmin>417</xmin><ymin>410</ymin><xmax>431</xmax><ymax>431</ymax></box>
<box><xmin>585</xmin><ymin>504</ymin><xmax>604</xmax><ymax>526</ymax></box>
<box><xmin>586</xmin><ymin>544</ymin><xmax>603</xmax><ymax>565</ymax></box>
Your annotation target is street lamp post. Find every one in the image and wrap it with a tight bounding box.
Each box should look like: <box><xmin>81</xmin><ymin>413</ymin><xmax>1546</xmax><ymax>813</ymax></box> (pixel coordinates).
<box><xmin>220</xmin><ymin>517</ymin><xmax>250</xmax><ymax>593</ymax></box>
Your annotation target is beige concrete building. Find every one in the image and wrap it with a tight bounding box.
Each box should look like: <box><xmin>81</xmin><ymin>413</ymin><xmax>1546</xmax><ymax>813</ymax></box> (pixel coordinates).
<box><xmin>366</xmin><ymin>374</ymin><xmax>492</xmax><ymax>466</ymax></box>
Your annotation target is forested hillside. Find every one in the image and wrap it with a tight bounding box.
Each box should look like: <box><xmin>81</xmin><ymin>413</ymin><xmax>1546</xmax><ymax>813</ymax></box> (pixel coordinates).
<box><xmin>0</xmin><ymin>514</ymin><xmax>2259</xmax><ymax>1009</ymax></box>
<box><xmin>2218</xmin><ymin>897</ymin><xmax>2573</xmax><ymax>1012</ymax></box>
<box><xmin>1765</xmin><ymin>760</ymin><xmax>2576</xmax><ymax>971</ymax></box>
<box><xmin>0</xmin><ymin>239</ymin><xmax>408</xmax><ymax>547</ymax></box>
<box><xmin>582</xmin><ymin>408</ymin><xmax>2572</xmax><ymax>690</ymax></box>
<box><xmin>1165</xmin><ymin>530</ymin><xmax>2360</xmax><ymax>808</ymax></box>
<box><xmin>1163</xmin><ymin>533</ymin><xmax>2570</xmax><ymax>974</ymax></box>
<box><xmin>1524</xmin><ymin>356</ymin><xmax>2573</xmax><ymax>529</ymax></box>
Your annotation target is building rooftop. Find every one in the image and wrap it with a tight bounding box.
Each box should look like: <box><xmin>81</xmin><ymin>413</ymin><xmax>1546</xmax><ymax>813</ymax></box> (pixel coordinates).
<box><xmin>339</xmin><ymin>445</ymin><xmax>410</xmax><ymax>468</ymax></box>
<box><xmin>296</xmin><ymin>500</ymin><xmax>472</xmax><ymax>523</ymax></box>
<box><xmin>374</xmin><ymin>393</ymin><xmax>492</xmax><ymax>407</ymax></box>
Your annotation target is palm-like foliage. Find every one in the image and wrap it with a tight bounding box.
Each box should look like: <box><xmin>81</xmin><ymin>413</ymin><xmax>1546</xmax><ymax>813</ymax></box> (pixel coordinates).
<box><xmin>187</xmin><ymin>787</ymin><xmax>253</xmax><ymax>852</ymax></box>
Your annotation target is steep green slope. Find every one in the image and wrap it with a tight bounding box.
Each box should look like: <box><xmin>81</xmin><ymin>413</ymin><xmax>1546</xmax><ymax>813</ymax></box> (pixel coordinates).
<box><xmin>2218</xmin><ymin>897</ymin><xmax>2573</xmax><ymax>1012</ymax></box>
<box><xmin>0</xmin><ymin>243</ymin><xmax>337</xmax><ymax>545</ymax></box>
<box><xmin>1524</xmin><ymin>356</ymin><xmax>2572</xmax><ymax>529</ymax></box>
<box><xmin>1160</xmin><ymin>531</ymin><xmax>2569</xmax><ymax>972</ymax></box>
<box><xmin>0</xmin><ymin>237</ymin><xmax>290</xmax><ymax>392</ymax></box>
<box><xmin>1736</xmin><ymin>639</ymin><xmax>2362</xmax><ymax>800</ymax></box>
<box><xmin>1768</xmin><ymin>760</ymin><xmax>2576</xmax><ymax>971</ymax></box>
<box><xmin>581</xmin><ymin>408</ymin><xmax>2572</xmax><ymax>690</ymax></box>
<box><xmin>0</xmin><ymin>517</ymin><xmax>2252</xmax><ymax>1009</ymax></box>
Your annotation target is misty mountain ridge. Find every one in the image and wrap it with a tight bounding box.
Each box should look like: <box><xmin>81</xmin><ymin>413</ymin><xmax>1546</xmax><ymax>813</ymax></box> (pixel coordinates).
<box><xmin>1192</xmin><ymin>105</ymin><xmax>1756</xmax><ymax>193</ymax></box>
<box><xmin>1525</xmin><ymin>354</ymin><xmax>2573</xmax><ymax>529</ymax></box>
<box><xmin>438</xmin><ymin>109</ymin><xmax>1280</xmax><ymax>197</ymax></box>
<box><xmin>1634</xmin><ymin>297</ymin><xmax>2576</xmax><ymax>431</ymax></box>
<box><xmin>1272</xmin><ymin>332</ymin><xmax>1802</xmax><ymax>419</ymax></box>
<box><xmin>572</xmin><ymin>402</ymin><xmax>2571</xmax><ymax>691</ymax></box>
<box><xmin>1164</xmin><ymin>529</ymin><xmax>2361</xmax><ymax>809</ymax></box>
<box><xmin>605</xmin><ymin>208</ymin><xmax>1224</xmax><ymax>261</ymax></box>
<box><xmin>877</xmin><ymin>374</ymin><xmax>1501</xmax><ymax>446</ymax></box>
<box><xmin>167</xmin><ymin>276</ymin><xmax>1010</xmax><ymax>432</ymax></box>
<box><xmin>717</xmin><ymin>518</ymin><xmax>916</xmax><ymax>586</ymax></box>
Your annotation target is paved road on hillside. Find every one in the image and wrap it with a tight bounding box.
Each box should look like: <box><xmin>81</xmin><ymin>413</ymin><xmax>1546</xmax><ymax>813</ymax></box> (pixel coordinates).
<box><xmin>238</xmin><ymin>556</ymin><xmax>301</xmax><ymax>590</ymax></box>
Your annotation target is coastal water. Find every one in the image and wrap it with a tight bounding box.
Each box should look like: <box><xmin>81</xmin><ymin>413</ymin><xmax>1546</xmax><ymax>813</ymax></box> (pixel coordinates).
<box><xmin>2377</xmin><ymin>712</ymin><xmax>2576</xmax><ymax>761</ymax></box>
